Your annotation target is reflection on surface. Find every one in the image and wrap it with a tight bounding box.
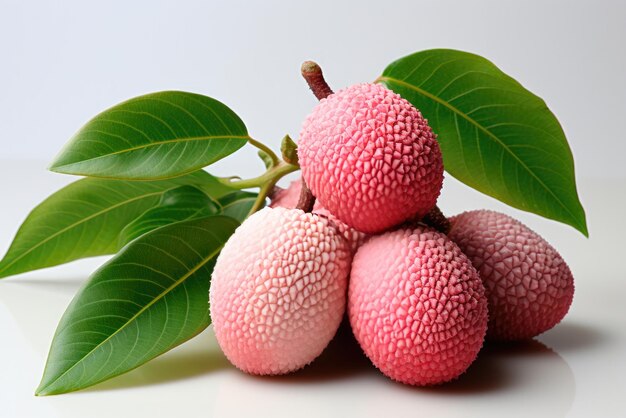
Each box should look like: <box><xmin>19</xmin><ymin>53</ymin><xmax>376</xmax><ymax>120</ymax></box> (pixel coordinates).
<box><xmin>431</xmin><ymin>340</ymin><xmax>574</xmax><ymax>395</ymax></box>
<box><xmin>1</xmin><ymin>277</ymin><xmax>577</xmax><ymax>417</ymax></box>
<box><xmin>85</xmin><ymin>331</ymin><xmax>231</xmax><ymax>392</ymax></box>
<box><xmin>539</xmin><ymin>321</ymin><xmax>609</xmax><ymax>352</ymax></box>
<box><xmin>213</xmin><ymin>326</ymin><xmax>576</xmax><ymax>418</ymax></box>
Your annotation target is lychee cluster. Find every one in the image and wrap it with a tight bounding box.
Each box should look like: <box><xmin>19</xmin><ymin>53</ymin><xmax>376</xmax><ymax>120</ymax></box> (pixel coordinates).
<box><xmin>209</xmin><ymin>81</ymin><xmax>574</xmax><ymax>386</ymax></box>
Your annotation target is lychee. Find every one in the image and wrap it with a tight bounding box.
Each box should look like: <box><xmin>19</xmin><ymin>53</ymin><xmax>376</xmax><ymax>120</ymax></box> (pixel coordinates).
<box><xmin>448</xmin><ymin>210</ymin><xmax>574</xmax><ymax>341</ymax></box>
<box><xmin>270</xmin><ymin>179</ymin><xmax>368</xmax><ymax>252</ymax></box>
<box><xmin>297</xmin><ymin>83</ymin><xmax>444</xmax><ymax>233</ymax></box>
<box><xmin>209</xmin><ymin>207</ymin><xmax>352</xmax><ymax>375</ymax></box>
<box><xmin>348</xmin><ymin>226</ymin><xmax>488</xmax><ymax>385</ymax></box>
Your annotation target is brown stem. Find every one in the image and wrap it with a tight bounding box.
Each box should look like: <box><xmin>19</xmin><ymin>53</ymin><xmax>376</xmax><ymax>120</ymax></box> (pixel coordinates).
<box><xmin>295</xmin><ymin>178</ymin><xmax>315</xmax><ymax>213</ymax></box>
<box><xmin>422</xmin><ymin>205</ymin><xmax>451</xmax><ymax>234</ymax></box>
<box><xmin>267</xmin><ymin>185</ymin><xmax>284</xmax><ymax>201</ymax></box>
<box><xmin>301</xmin><ymin>61</ymin><xmax>334</xmax><ymax>100</ymax></box>
<box><xmin>296</xmin><ymin>60</ymin><xmax>335</xmax><ymax>212</ymax></box>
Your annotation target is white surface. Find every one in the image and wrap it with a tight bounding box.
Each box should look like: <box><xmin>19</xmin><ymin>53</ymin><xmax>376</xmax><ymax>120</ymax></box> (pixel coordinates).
<box><xmin>0</xmin><ymin>0</ymin><xmax>625</xmax><ymax>180</ymax></box>
<box><xmin>1</xmin><ymin>160</ymin><xmax>625</xmax><ymax>418</ymax></box>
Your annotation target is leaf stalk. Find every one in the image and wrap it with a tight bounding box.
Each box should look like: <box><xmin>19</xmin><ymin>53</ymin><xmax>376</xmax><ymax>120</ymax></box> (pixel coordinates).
<box><xmin>247</xmin><ymin>137</ymin><xmax>279</xmax><ymax>167</ymax></box>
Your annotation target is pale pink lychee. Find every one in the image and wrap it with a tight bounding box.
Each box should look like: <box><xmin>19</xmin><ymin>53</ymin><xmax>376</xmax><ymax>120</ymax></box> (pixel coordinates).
<box><xmin>448</xmin><ymin>210</ymin><xmax>574</xmax><ymax>341</ymax></box>
<box><xmin>298</xmin><ymin>83</ymin><xmax>444</xmax><ymax>234</ymax></box>
<box><xmin>270</xmin><ymin>179</ymin><xmax>368</xmax><ymax>252</ymax></box>
<box><xmin>349</xmin><ymin>226</ymin><xmax>488</xmax><ymax>385</ymax></box>
<box><xmin>210</xmin><ymin>207</ymin><xmax>352</xmax><ymax>375</ymax></box>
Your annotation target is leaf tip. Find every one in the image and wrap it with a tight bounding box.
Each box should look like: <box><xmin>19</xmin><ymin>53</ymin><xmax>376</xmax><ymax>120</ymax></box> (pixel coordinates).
<box><xmin>34</xmin><ymin>383</ymin><xmax>50</xmax><ymax>397</ymax></box>
<box><xmin>577</xmin><ymin>219</ymin><xmax>589</xmax><ymax>238</ymax></box>
<box><xmin>35</xmin><ymin>378</ymin><xmax>65</xmax><ymax>396</ymax></box>
<box><xmin>47</xmin><ymin>155</ymin><xmax>89</xmax><ymax>177</ymax></box>
<box><xmin>570</xmin><ymin>203</ymin><xmax>589</xmax><ymax>237</ymax></box>
<box><xmin>47</xmin><ymin>159</ymin><xmax>65</xmax><ymax>174</ymax></box>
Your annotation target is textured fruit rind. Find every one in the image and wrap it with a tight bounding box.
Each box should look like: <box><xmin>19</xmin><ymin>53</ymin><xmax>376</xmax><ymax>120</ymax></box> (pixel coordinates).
<box><xmin>448</xmin><ymin>210</ymin><xmax>574</xmax><ymax>341</ymax></box>
<box><xmin>210</xmin><ymin>207</ymin><xmax>352</xmax><ymax>375</ymax></box>
<box><xmin>270</xmin><ymin>179</ymin><xmax>368</xmax><ymax>252</ymax></box>
<box><xmin>348</xmin><ymin>227</ymin><xmax>488</xmax><ymax>385</ymax></box>
<box><xmin>298</xmin><ymin>83</ymin><xmax>444</xmax><ymax>233</ymax></box>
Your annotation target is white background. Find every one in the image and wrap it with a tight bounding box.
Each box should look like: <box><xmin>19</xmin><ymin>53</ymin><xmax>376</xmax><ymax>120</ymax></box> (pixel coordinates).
<box><xmin>1</xmin><ymin>0</ymin><xmax>625</xmax><ymax>181</ymax></box>
<box><xmin>1</xmin><ymin>1</ymin><xmax>625</xmax><ymax>417</ymax></box>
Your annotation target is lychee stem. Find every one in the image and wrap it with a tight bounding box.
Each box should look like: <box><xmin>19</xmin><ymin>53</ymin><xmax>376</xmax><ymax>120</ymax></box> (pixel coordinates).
<box><xmin>248</xmin><ymin>178</ymin><xmax>278</xmax><ymax>217</ymax></box>
<box><xmin>295</xmin><ymin>179</ymin><xmax>316</xmax><ymax>212</ymax></box>
<box><xmin>422</xmin><ymin>206</ymin><xmax>451</xmax><ymax>234</ymax></box>
<box><xmin>298</xmin><ymin>60</ymin><xmax>336</xmax><ymax>213</ymax></box>
<box><xmin>268</xmin><ymin>185</ymin><xmax>284</xmax><ymax>200</ymax></box>
<box><xmin>218</xmin><ymin>161</ymin><xmax>298</xmax><ymax>190</ymax></box>
<box><xmin>301</xmin><ymin>61</ymin><xmax>334</xmax><ymax>100</ymax></box>
<box><xmin>219</xmin><ymin>161</ymin><xmax>300</xmax><ymax>217</ymax></box>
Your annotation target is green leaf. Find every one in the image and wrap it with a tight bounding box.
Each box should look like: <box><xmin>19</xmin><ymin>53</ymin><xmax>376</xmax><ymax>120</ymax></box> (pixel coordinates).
<box><xmin>118</xmin><ymin>186</ymin><xmax>221</xmax><ymax>247</ymax></box>
<box><xmin>0</xmin><ymin>171</ymin><xmax>223</xmax><ymax>279</ymax></box>
<box><xmin>36</xmin><ymin>216</ymin><xmax>239</xmax><ymax>396</ymax></box>
<box><xmin>280</xmin><ymin>134</ymin><xmax>298</xmax><ymax>165</ymax></box>
<box><xmin>49</xmin><ymin>91</ymin><xmax>250</xmax><ymax>180</ymax></box>
<box><xmin>218</xmin><ymin>191</ymin><xmax>258</xmax><ymax>222</ymax></box>
<box><xmin>378</xmin><ymin>49</ymin><xmax>587</xmax><ymax>236</ymax></box>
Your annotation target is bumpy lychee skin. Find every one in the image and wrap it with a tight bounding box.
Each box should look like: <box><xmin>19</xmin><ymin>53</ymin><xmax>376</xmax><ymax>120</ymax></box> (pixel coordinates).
<box><xmin>448</xmin><ymin>210</ymin><xmax>574</xmax><ymax>341</ymax></box>
<box><xmin>348</xmin><ymin>227</ymin><xmax>488</xmax><ymax>386</ymax></box>
<box><xmin>270</xmin><ymin>179</ymin><xmax>368</xmax><ymax>252</ymax></box>
<box><xmin>298</xmin><ymin>83</ymin><xmax>444</xmax><ymax>233</ymax></box>
<box><xmin>210</xmin><ymin>207</ymin><xmax>352</xmax><ymax>375</ymax></box>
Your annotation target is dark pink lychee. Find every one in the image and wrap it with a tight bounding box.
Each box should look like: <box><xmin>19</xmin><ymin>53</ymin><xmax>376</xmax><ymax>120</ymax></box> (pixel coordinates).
<box><xmin>349</xmin><ymin>226</ymin><xmax>488</xmax><ymax>385</ymax></box>
<box><xmin>448</xmin><ymin>210</ymin><xmax>574</xmax><ymax>341</ymax></box>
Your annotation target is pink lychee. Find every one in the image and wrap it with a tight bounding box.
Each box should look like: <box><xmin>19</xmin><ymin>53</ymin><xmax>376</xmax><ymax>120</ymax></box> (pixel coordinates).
<box><xmin>448</xmin><ymin>210</ymin><xmax>574</xmax><ymax>341</ymax></box>
<box><xmin>268</xmin><ymin>180</ymin><xmax>302</xmax><ymax>210</ymax></box>
<box><xmin>209</xmin><ymin>207</ymin><xmax>352</xmax><ymax>375</ymax></box>
<box><xmin>270</xmin><ymin>179</ymin><xmax>368</xmax><ymax>252</ymax></box>
<box><xmin>297</xmin><ymin>83</ymin><xmax>444</xmax><ymax>234</ymax></box>
<box><xmin>348</xmin><ymin>226</ymin><xmax>488</xmax><ymax>385</ymax></box>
